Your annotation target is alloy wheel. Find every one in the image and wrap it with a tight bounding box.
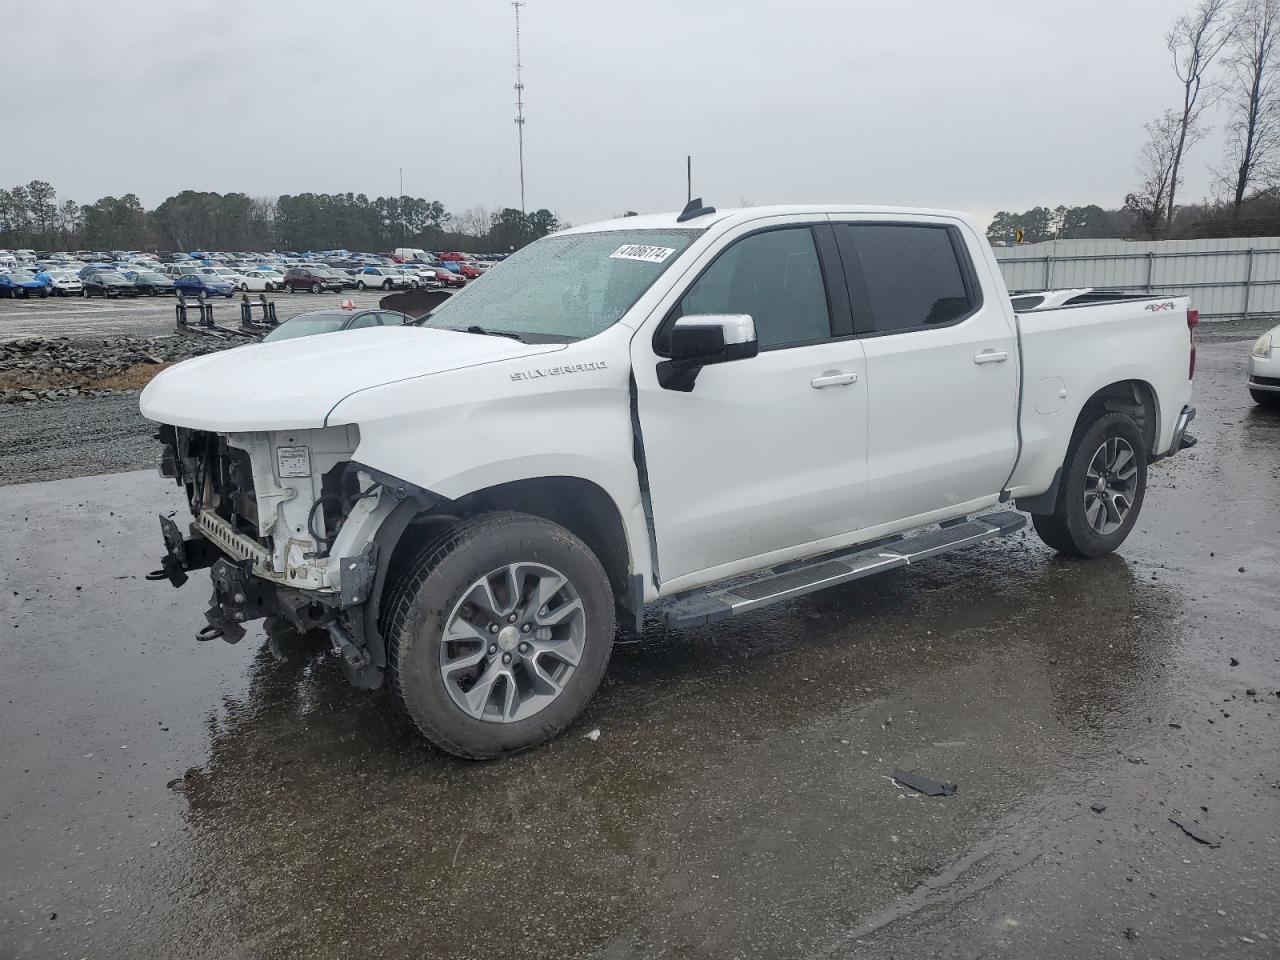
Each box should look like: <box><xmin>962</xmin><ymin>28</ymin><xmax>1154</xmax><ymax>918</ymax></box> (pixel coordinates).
<box><xmin>1083</xmin><ymin>436</ymin><xmax>1138</xmax><ymax>534</ymax></box>
<box><xmin>439</xmin><ymin>562</ymin><xmax>586</xmax><ymax>723</ymax></box>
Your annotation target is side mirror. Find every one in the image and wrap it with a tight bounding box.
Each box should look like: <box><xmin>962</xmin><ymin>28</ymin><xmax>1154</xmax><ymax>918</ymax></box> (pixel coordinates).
<box><xmin>658</xmin><ymin>314</ymin><xmax>758</xmax><ymax>392</ymax></box>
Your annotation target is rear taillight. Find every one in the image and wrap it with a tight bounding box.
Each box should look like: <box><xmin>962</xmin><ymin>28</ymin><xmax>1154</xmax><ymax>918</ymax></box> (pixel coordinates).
<box><xmin>1187</xmin><ymin>308</ymin><xmax>1198</xmax><ymax>379</ymax></box>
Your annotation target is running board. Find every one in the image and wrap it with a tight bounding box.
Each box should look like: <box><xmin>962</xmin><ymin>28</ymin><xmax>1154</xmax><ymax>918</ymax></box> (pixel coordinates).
<box><xmin>661</xmin><ymin>511</ymin><xmax>1026</xmax><ymax>629</ymax></box>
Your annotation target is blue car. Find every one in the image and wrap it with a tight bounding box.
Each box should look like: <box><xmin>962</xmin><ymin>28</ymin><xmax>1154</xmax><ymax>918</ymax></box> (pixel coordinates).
<box><xmin>0</xmin><ymin>269</ymin><xmax>51</xmax><ymax>298</ymax></box>
<box><xmin>174</xmin><ymin>270</ymin><xmax>235</xmax><ymax>298</ymax></box>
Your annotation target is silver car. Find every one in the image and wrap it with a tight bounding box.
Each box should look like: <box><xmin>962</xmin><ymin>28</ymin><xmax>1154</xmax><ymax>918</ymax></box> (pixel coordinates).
<box><xmin>1249</xmin><ymin>322</ymin><xmax>1280</xmax><ymax>407</ymax></box>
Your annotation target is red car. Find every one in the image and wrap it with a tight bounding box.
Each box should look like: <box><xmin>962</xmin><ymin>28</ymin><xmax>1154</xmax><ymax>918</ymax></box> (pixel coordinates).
<box><xmin>434</xmin><ymin>268</ymin><xmax>468</xmax><ymax>288</ymax></box>
<box><xmin>455</xmin><ymin>261</ymin><xmax>484</xmax><ymax>280</ymax></box>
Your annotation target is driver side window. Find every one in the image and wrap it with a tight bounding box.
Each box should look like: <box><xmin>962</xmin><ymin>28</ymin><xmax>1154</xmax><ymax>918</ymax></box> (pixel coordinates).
<box><xmin>675</xmin><ymin>226</ymin><xmax>832</xmax><ymax>351</ymax></box>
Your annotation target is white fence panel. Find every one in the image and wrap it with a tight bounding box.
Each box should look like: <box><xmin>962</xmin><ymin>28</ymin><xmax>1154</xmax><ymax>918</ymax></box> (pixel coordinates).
<box><xmin>993</xmin><ymin>237</ymin><xmax>1280</xmax><ymax>320</ymax></box>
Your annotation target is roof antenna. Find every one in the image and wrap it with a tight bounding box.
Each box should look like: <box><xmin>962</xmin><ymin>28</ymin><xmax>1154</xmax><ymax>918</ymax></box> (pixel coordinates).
<box><xmin>677</xmin><ymin>197</ymin><xmax>716</xmax><ymax>223</ymax></box>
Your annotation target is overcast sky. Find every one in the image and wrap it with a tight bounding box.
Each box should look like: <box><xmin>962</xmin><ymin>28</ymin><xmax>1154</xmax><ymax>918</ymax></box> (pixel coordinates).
<box><xmin>2</xmin><ymin>0</ymin><xmax>1225</xmax><ymax>227</ymax></box>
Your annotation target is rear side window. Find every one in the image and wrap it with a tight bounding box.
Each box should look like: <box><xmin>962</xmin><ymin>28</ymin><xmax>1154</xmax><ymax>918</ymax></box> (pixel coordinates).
<box><xmin>1011</xmin><ymin>295</ymin><xmax>1045</xmax><ymax>311</ymax></box>
<box><xmin>672</xmin><ymin>226</ymin><xmax>832</xmax><ymax>351</ymax></box>
<box><xmin>836</xmin><ymin>224</ymin><xmax>977</xmax><ymax>333</ymax></box>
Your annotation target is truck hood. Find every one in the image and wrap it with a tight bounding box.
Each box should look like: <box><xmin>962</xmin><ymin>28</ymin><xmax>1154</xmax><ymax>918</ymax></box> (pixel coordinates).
<box><xmin>140</xmin><ymin>326</ymin><xmax>562</xmax><ymax>431</ymax></box>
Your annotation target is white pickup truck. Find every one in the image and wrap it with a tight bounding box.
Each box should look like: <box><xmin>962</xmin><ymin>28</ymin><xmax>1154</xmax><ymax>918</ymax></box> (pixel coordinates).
<box><xmin>140</xmin><ymin>202</ymin><xmax>1198</xmax><ymax>758</ymax></box>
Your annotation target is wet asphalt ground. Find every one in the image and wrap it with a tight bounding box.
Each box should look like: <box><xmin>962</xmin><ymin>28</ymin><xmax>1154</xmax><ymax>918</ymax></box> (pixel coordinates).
<box><xmin>1</xmin><ymin>335</ymin><xmax>1278</xmax><ymax>959</ymax></box>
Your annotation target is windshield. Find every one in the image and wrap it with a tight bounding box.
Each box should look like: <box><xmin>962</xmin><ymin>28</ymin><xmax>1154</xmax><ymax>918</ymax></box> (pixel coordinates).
<box><xmin>423</xmin><ymin>229</ymin><xmax>700</xmax><ymax>341</ymax></box>
<box><xmin>263</xmin><ymin>313</ymin><xmax>350</xmax><ymax>342</ymax></box>
<box><xmin>8</xmin><ymin>271</ymin><xmax>36</xmax><ymax>280</ymax></box>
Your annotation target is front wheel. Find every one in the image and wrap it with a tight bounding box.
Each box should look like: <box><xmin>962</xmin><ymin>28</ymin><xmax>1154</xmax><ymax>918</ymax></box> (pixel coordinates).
<box><xmin>382</xmin><ymin>279</ymin><xmax>393</xmax><ymax>291</ymax></box>
<box><xmin>1032</xmin><ymin>412</ymin><xmax>1147</xmax><ymax>558</ymax></box>
<box><xmin>386</xmin><ymin>512</ymin><xmax>616</xmax><ymax>759</ymax></box>
<box><xmin>356</xmin><ymin>280</ymin><xmax>366</xmax><ymax>291</ymax></box>
<box><xmin>1250</xmin><ymin>387</ymin><xmax>1280</xmax><ymax>407</ymax></box>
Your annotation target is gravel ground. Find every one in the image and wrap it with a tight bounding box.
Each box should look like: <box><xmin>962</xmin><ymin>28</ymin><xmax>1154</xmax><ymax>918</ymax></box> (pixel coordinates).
<box><xmin>0</xmin><ymin>393</ymin><xmax>157</xmax><ymax>484</ymax></box>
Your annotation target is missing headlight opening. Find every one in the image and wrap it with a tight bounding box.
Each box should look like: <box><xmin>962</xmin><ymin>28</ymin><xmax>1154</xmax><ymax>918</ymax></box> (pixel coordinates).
<box><xmin>149</xmin><ymin>423</ymin><xmax>397</xmax><ymax>666</ymax></box>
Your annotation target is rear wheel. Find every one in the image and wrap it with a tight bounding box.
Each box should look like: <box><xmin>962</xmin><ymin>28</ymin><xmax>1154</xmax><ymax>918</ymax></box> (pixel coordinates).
<box><xmin>382</xmin><ymin>279</ymin><xmax>393</xmax><ymax>291</ymax></box>
<box><xmin>310</xmin><ymin>283</ymin><xmax>321</xmax><ymax>294</ymax></box>
<box><xmin>1032</xmin><ymin>412</ymin><xmax>1147</xmax><ymax>558</ymax></box>
<box><xmin>1250</xmin><ymin>387</ymin><xmax>1280</xmax><ymax>407</ymax></box>
<box><xmin>386</xmin><ymin>512</ymin><xmax>615</xmax><ymax>759</ymax></box>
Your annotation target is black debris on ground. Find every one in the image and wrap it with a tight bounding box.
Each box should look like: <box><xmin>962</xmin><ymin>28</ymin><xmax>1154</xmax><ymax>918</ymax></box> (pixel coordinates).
<box><xmin>892</xmin><ymin>769</ymin><xmax>958</xmax><ymax>797</ymax></box>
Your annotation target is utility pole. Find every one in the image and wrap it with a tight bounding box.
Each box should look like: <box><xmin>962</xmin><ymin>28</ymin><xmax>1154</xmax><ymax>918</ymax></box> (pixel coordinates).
<box><xmin>687</xmin><ymin>155</ymin><xmax>691</xmax><ymax>203</ymax></box>
<box><xmin>512</xmin><ymin>1</ymin><xmax>527</xmax><ymax>215</ymax></box>
<box><xmin>399</xmin><ymin>167</ymin><xmax>405</xmax><ymax>245</ymax></box>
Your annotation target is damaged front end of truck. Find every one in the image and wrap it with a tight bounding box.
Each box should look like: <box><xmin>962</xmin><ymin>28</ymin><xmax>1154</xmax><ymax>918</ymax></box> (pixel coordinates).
<box><xmin>148</xmin><ymin>422</ymin><xmax>437</xmax><ymax>688</ymax></box>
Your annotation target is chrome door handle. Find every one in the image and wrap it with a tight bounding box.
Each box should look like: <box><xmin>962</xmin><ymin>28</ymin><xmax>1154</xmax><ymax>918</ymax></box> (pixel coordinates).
<box><xmin>973</xmin><ymin>350</ymin><xmax>1009</xmax><ymax>365</ymax></box>
<box><xmin>810</xmin><ymin>371</ymin><xmax>859</xmax><ymax>388</ymax></box>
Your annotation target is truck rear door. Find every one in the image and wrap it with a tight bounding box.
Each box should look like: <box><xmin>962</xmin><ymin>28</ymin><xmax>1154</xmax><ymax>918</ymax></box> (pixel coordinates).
<box><xmin>829</xmin><ymin>218</ymin><xmax>1019</xmax><ymax>527</ymax></box>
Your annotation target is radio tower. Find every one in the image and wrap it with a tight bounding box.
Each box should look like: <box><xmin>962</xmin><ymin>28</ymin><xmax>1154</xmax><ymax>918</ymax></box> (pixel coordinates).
<box><xmin>512</xmin><ymin>1</ymin><xmax>527</xmax><ymax>215</ymax></box>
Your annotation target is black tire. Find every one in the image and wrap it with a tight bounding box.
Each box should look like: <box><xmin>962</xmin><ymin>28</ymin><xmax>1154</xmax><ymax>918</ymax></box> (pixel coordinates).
<box><xmin>81</xmin><ymin>287</ymin><xmax>89</xmax><ymax>298</ymax></box>
<box><xmin>382</xmin><ymin>279</ymin><xmax>393</xmax><ymax>291</ymax></box>
<box><xmin>38</xmin><ymin>287</ymin><xmax>49</xmax><ymax>298</ymax></box>
<box><xmin>356</xmin><ymin>280</ymin><xmax>366</xmax><ymax>291</ymax></box>
<box><xmin>310</xmin><ymin>283</ymin><xmax>321</xmax><ymax>294</ymax></box>
<box><xmin>386</xmin><ymin>512</ymin><xmax>615</xmax><ymax>759</ymax></box>
<box><xmin>1032</xmin><ymin>412</ymin><xmax>1147</xmax><ymax>558</ymax></box>
<box><xmin>1250</xmin><ymin>387</ymin><xmax>1280</xmax><ymax>407</ymax></box>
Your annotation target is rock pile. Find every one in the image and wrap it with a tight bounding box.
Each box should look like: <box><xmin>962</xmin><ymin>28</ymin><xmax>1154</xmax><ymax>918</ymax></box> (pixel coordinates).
<box><xmin>0</xmin><ymin>336</ymin><xmax>231</xmax><ymax>404</ymax></box>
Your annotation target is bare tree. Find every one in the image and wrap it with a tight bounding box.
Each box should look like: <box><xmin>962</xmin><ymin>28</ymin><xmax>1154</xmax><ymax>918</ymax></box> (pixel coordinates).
<box><xmin>1166</xmin><ymin>0</ymin><xmax>1235</xmax><ymax>226</ymax></box>
<box><xmin>1127</xmin><ymin>112</ymin><xmax>1188</xmax><ymax>238</ymax></box>
<box><xmin>455</xmin><ymin>205</ymin><xmax>491</xmax><ymax>238</ymax></box>
<box><xmin>1219</xmin><ymin>0</ymin><xmax>1280</xmax><ymax>205</ymax></box>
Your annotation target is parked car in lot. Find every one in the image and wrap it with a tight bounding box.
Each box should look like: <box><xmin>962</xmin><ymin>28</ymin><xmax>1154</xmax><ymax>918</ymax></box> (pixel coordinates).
<box><xmin>1248</xmin><ymin>322</ymin><xmax>1280</xmax><ymax>407</ymax></box>
<box><xmin>0</xmin><ymin>270</ymin><xmax>51</xmax><ymax>298</ymax></box>
<box><xmin>81</xmin><ymin>267</ymin><xmax>138</xmax><ymax>298</ymax></box>
<box><xmin>354</xmin><ymin>266</ymin><xmax>413</xmax><ymax>291</ymax></box>
<box><xmin>283</xmin><ymin>266</ymin><xmax>345</xmax><ymax>294</ymax></box>
<box><xmin>260</xmin><ymin>307</ymin><xmax>410</xmax><ymax>342</ymax></box>
<box><xmin>125</xmin><ymin>269</ymin><xmax>177</xmax><ymax>296</ymax></box>
<box><xmin>400</xmin><ymin>263</ymin><xmax>441</xmax><ymax>288</ymax></box>
<box><xmin>429</xmin><ymin>261</ymin><xmax>468</xmax><ymax>287</ymax></box>
<box><xmin>141</xmin><ymin>202</ymin><xmax>1198</xmax><ymax>759</ymax></box>
<box><xmin>34</xmin><ymin>268</ymin><xmax>83</xmax><ymax>296</ymax></box>
<box><xmin>238</xmin><ymin>268</ymin><xmax>285</xmax><ymax>291</ymax></box>
<box><xmin>455</xmin><ymin>261</ymin><xmax>485</xmax><ymax>280</ymax></box>
<box><xmin>174</xmin><ymin>270</ymin><xmax>235</xmax><ymax>298</ymax></box>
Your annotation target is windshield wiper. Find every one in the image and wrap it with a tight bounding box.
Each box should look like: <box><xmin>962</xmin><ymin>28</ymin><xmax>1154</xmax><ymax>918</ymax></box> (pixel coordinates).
<box><xmin>450</xmin><ymin>325</ymin><xmax>526</xmax><ymax>343</ymax></box>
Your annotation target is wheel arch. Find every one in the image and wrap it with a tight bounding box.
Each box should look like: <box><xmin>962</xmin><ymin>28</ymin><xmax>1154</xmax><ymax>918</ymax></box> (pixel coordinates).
<box><xmin>1016</xmin><ymin>378</ymin><xmax>1158</xmax><ymax>516</ymax></box>
<box><xmin>1073</xmin><ymin>378</ymin><xmax>1159</xmax><ymax>456</ymax></box>
<box><xmin>373</xmin><ymin>475</ymin><xmax>639</xmax><ymax>641</ymax></box>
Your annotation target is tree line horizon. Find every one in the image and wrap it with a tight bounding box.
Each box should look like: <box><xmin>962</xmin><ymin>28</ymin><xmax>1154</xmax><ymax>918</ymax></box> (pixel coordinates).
<box><xmin>0</xmin><ymin>184</ymin><xmax>563</xmax><ymax>254</ymax></box>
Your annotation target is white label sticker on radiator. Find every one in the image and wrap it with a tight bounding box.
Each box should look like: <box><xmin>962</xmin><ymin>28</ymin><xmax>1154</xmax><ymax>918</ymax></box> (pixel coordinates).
<box><xmin>276</xmin><ymin>446</ymin><xmax>311</xmax><ymax>478</ymax></box>
<box><xmin>609</xmin><ymin>244</ymin><xmax>675</xmax><ymax>264</ymax></box>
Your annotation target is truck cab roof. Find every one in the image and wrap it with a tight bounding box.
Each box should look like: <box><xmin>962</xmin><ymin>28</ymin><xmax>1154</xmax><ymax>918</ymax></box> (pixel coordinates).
<box><xmin>558</xmin><ymin>204</ymin><xmax>979</xmax><ymax>236</ymax></box>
